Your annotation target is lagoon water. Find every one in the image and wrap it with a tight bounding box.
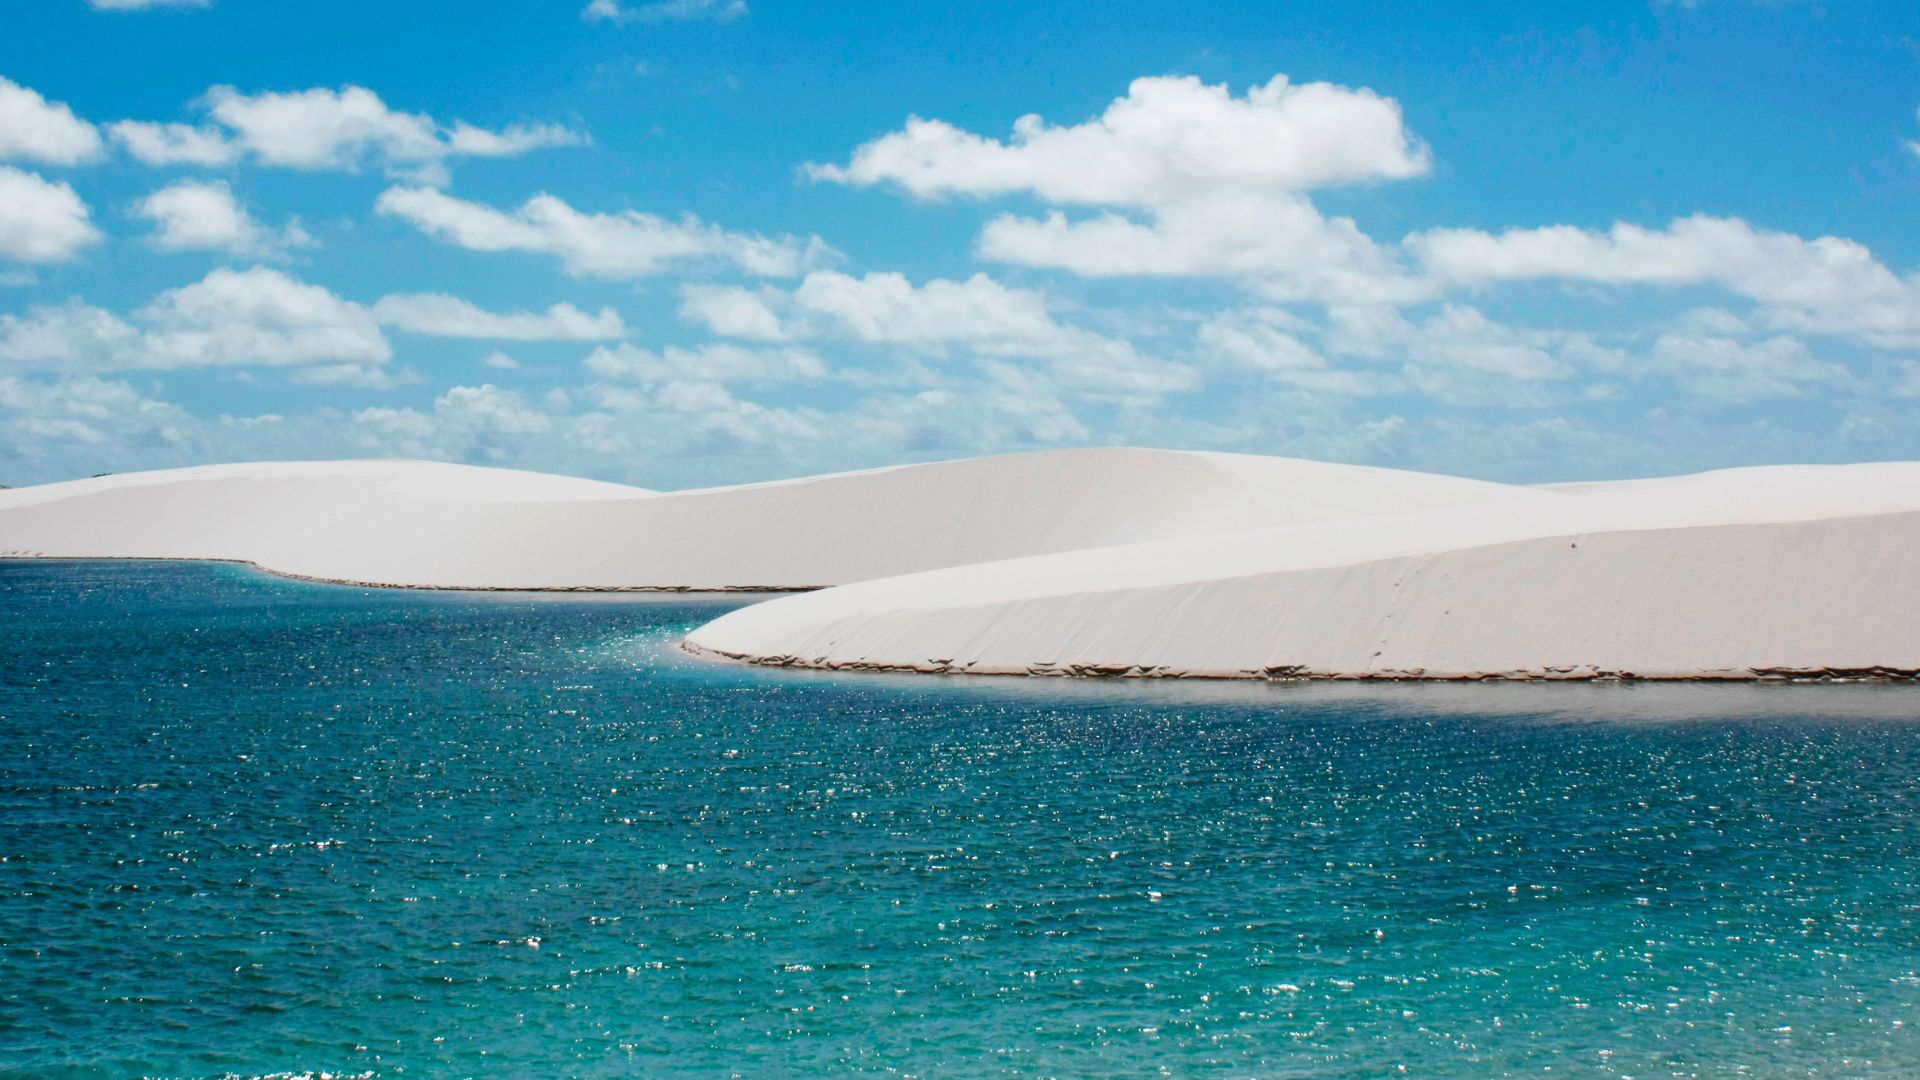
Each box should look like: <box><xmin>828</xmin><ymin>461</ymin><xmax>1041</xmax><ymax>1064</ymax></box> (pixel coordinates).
<box><xmin>3</xmin><ymin>560</ymin><xmax>1919</xmax><ymax>1077</ymax></box>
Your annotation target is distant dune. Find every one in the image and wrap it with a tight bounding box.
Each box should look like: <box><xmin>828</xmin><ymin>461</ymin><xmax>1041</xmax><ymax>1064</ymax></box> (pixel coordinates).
<box><xmin>0</xmin><ymin>450</ymin><xmax>1528</xmax><ymax>590</ymax></box>
<box><xmin>5</xmin><ymin>451</ymin><xmax>1916</xmax><ymax>680</ymax></box>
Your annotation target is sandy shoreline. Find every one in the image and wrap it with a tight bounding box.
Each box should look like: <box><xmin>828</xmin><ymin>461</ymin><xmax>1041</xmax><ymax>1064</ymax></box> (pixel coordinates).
<box><xmin>678</xmin><ymin>639</ymin><xmax>1920</xmax><ymax>683</ymax></box>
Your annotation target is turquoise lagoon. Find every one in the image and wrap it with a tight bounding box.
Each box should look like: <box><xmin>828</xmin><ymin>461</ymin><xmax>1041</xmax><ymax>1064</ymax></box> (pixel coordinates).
<box><xmin>2</xmin><ymin>560</ymin><xmax>1918</xmax><ymax>1077</ymax></box>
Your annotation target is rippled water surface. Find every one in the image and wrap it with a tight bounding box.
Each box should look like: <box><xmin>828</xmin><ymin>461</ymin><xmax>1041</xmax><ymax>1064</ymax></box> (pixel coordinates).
<box><xmin>4</xmin><ymin>560</ymin><xmax>1920</xmax><ymax>1077</ymax></box>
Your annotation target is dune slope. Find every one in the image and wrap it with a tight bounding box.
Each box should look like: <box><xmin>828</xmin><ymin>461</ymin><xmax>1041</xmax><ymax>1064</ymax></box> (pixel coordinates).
<box><xmin>0</xmin><ymin>449</ymin><xmax>1534</xmax><ymax>589</ymax></box>
<box><xmin>684</xmin><ymin>463</ymin><xmax>1920</xmax><ymax>680</ymax></box>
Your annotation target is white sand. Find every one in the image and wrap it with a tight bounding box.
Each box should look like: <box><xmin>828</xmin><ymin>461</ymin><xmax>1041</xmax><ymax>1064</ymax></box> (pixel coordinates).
<box><xmin>684</xmin><ymin>462</ymin><xmax>1920</xmax><ymax>680</ymax></box>
<box><xmin>8</xmin><ymin>450</ymin><xmax>1914</xmax><ymax>679</ymax></box>
<box><xmin>0</xmin><ymin>449</ymin><xmax>1530</xmax><ymax>589</ymax></box>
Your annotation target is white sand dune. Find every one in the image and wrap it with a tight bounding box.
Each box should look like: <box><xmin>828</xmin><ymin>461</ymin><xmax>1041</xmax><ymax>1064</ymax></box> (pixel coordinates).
<box><xmin>0</xmin><ymin>449</ymin><xmax>1532</xmax><ymax>590</ymax></box>
<box><xmin>685</xmin><ymin>462</ymin><xmax>1920</xmax><ymax>681</ymax></box>
<box><xmin>8</xmin><ymin>450</ymin><xmax>1914</xmax><ymax>679</ymax></box>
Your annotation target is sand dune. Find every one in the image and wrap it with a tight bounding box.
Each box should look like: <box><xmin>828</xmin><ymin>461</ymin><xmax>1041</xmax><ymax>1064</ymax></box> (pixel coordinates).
<box><xmin>0</xmin><ymin>449</ymin><xmax>1532</xmax><ymax>589</ymax></box>
<box><xmin>9</xmin><ymin>451</ymin><xmax>1914</xmax><ymax>679</ymax></box>
<box><xmin>684</xmin><ymin>462</ymin><xmax>1920</xmax><ymax>680</ymax></box>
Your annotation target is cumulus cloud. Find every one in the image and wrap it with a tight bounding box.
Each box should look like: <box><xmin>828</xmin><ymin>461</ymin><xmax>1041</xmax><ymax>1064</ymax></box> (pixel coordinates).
<box><xmin>106</xmin><ymin>121</ymin><xmax>237</xmax><ymax>166</ymax></box>
<box><xmin>1649</xmin><ymin>333</ymin><xmax>1844</xmax><ymax>402</ymax></box>
<box><xmin>1295</xmin><ymin>299</ymin><xmax>1849</xmax><ymax>406</ymax></box>
<box><xmin>679</xmin><ymin>269</ymin><xmax>1196</xmax><ymax>403</ymax></box>
<box><xmin>0</xmin><ymin>376</ymin><xmax>194</xmax><ymax>477</ymax></box>
<box><xmin>810</xmin><ymin>74</ymin><xmax>1430</xmax><ymax>301</ymax></box>
<box><xmin>286</xmin><ymin>384</ymin><xmax>563</xmax><ymax>466</ymax></box>
<box><xmin>1196</xmin><ymin>308</ymin><xmax>1371</xmax><ymax>395</ymax></box>
<box><xmin>0</xmin><ymin>264</ymin><xmax>639</xmax><ymax>378</ymax></box>
<box><xmin>0</xmin><ymin>267</ymin><xmax>389</xmax><ymax>371</ymax></box>
<box><xmin>1219</xmin><ymin>302</ymin><xmax>1620</xmax><ymax>407</ymax></box>
<box><xmin>0</xmin><ymin>299</ymin><xmax>139</xmax><ymax>368</ymax></box>
<box><xmin>1398</xmin><ymin>305</ymin><xmax>1573</xmax><ymax>383</ymax></box>
<box><xmin>376</xmin><ymin>185</ymin><xmax>830</xmax><ymax>279</ymax></box>
<box><xmin>135</xmin><ymin>180</ymin><xmax>312</xmax><ymax>258</ymax></box>
<box><xmin>809</xmin><ymin>74</ymin><xmax>1426</xmax><ymax>205</ymax></box>
<box><xmin>0</xmin><ymin>167</ymin><xmax>101</xmax><ymax>263</ymax></box>
<box><xmin>1408</xmin><ymin>215</ymin><xmax>1920</xmax><ymax>347</ymax></box>
<box><xmin>677</xmin><ymin>284</ymin><xmax>786</xmax><ymax>340</ymax></box>
<box><xmin>582</xmin><ymin>0</ymin><xmax>746</xmax><ymax>24</ymax></box>
<box><xmin>137</xmin><ymin>267</ymin><xmax>389</xmax><ymax>367</ymax></box>
<box><xmin>573</xmin><ymin>359</ymin><xmax>1094</xmax><ymax>478</ymax></box>
<box><xmin>372</xmin><ymin>294</ymin><xmax>628</xmax><ymax>341</ymax></box>
<box><xmin>0</xmin><ymin>76</ymin><xmax>103</xmax><ymax>164</ymax></box>
<box><xmin>980</xmin><ymin>194</ymin><xmax>1431</xmax><ymax>305</ymax></box>
<box><xmin>110</xmin><ymin>84</ymin><xmax>585</xmax><ymax>180</ymax></box>
<box><xmin>585</xmin><ymin>342</ymin><xmax>827</xmax><ymax>383</ymax></box>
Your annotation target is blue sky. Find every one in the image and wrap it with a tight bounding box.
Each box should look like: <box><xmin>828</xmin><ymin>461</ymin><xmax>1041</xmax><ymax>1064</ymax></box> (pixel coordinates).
<box><xmin>1</xmin><ymin>0</ymin><xmax>1917</xmax><ymax>488</ymax></box>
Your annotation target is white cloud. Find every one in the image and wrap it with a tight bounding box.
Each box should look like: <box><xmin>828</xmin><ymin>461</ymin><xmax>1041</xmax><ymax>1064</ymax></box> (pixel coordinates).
<box><xmin>87</xmin><ymin>0</ymin><xmax>211</xmax><ymax>9</ymax></box>
<box><xmin>376</xmin><ymin>185</ymin><xmax>829</xmax><ymax>279</ymax></box>
<box><xmin>138</xmin><ymin>267</ymin><xmax>388</xmax><ymax>368</ymax></box>
<box><xmin>135</xmin><ymin>180</ymin><xmax>312</xmax><ymax>257</ymax></box>
<box><xmin>0</xmin><ymin>167</ymin><xmax>101</xmax><ymax>263</ymax></box>
<box><xmin>1306</xmin><ymin>303</ymin><xmax>1598</xmax><ymax>406</ymax></box>
<box><xmin>1402</xmin><ymin>305</ymin><xmax>1572</xmax><ymax>382</ymax></box>
<box><xmin>1409</xmin><ymin>215</ymin><xmax>1920</xmax><ymax>347</ymax></box>
<box><xmin>1197</xmin><ymin>308</ymin><xmax>1370</xmax><ymax>394</ymax></box>
<box><xmin>678</xmin><ymin>284</ymin><xmax>785</xmax><ymax>340</ymax></box>
<box><xmin>1673</xmin><ymin>306</ymin><xmax>1752</xmax><ymax>336</ymax></box>
<box><xmin>482</xmin><ymin>350</ymin><xmax>520</xmax><ymax>370</ymax></box>
<box><xmin>0</xmin><ymin>268</ymin><xmax>635</xmax><ymax>379</ymax></box>
<box><xmin>811</xmin><ymin>74</ymin><xmax>1430</xmax><ymax>301</ymax></box>
<box><xmin>683</xmin><ymin>269</ymin><xmax>1196</xmax><ymax>404</ymax></box>
<box><xmin>582</xmin><ymin>0</ymin><xmax>746</xmax><ymax>24</ymax></box>
<box><xmin>1650</xmin><ymin>333</ymin><xmax>1843</xmax><ymax>402</ymax></box>
<box><xmin>979</xmin><ymin>194</ymin><xmax>1431</xmax><ymax>305</ymax></box>
<box><xmin>0</xmin><ymin>300</ymin><xmax>139</xmax><ymax>367</ymax></box>
<box><xmin>107</xmin><ymin>121</ymin><xmax>237</xmax><ymax>166</ymax></box>
<box><xmin>0</xmin><ymin>351</ymin><xmax>1106</xmax><ymax>488</ymax></box>
<box><xmin>372</xmin><ymin>294</ymin><xmax>628</xmax><ymax>341</ymax></box>
<box><xmin>808</xmin><ymin>74</ymin><xmax>1426</xmax><ymax>205</ymax></box>
<box><xmin>288</xmin><ymin>363</ymin><xmax>411</xmax><ymax>390</ymax></box>
<box><xmin>585</xmin><ymin>342</ymin><xmax>827</xmax><ymax>383</ymax></box>
<box><xmin>110</xmin><ymin>84</ymin><xmax>585</xmax><ymax>179</ymax></box>
<box><xmin>1316</xmin><ymin>300</ymin><xmax>1844</xmax><ymax>405</ymax></box>
<box><xmin>0</xmin><ymin>376</ymin><xmax>194</xmax><ymax>476</ymax></box>
<box><xmin>442</xmin><ymin>122</ymin><xmax>586</xmax><ymax>158</ymax></box>
<box><xmin>1412</xmin><ymin>215</ymin><xmax>1873</xmax><ymax>299</ymax></box>
<box><xmin>0</xmin><ymin>267</ymin><xmax>389</xmax><ymax>371</ymax></box>
<box><xmin>0</xmin><ymin>76</ymin><xmax>103</xmax><ymax>164</ymax></box>
<box><xmin>693</xmin><ymin>269</ymin><xmax>1043</xmax><ymax>348</ymax></box>
<box><xmin>791</xmin><ymin>271</ymin><xmax>1064</xmax><ymax>348</ymax></box>
<box><xmin>352</xmin><ymin>385</ymin><xmax>556</xmax><ymax>463</ymax></box>
<box><xmin>841</xmin><ymin>362</ymin><xmax>1093</xmax><ymax>448</ymax></box>
<box><xmin>435</xmin><ymin>384</ymin><xmax>552</xmax><ymax>434</ymax></box>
